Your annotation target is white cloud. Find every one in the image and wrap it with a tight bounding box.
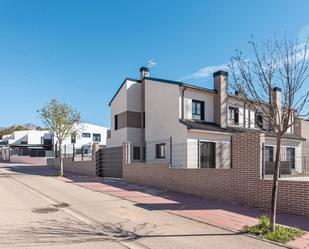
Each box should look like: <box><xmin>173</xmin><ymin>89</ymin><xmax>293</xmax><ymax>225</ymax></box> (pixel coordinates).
<box><xmin>179</xmin><ymin>64</ymin><xmax>229</xmax><ymax>81</ymax></box>
<box><xmin>180</xmin><ymin>42</ymin><xmax>309</xmax><ymax>82</ymax></box>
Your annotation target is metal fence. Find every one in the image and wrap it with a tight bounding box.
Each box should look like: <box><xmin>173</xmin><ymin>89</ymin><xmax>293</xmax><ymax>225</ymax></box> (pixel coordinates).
<box><xmin>128</xmin><ymin>137</ymin><xmax>232</xmax><ymax>169</ymax></box>
<box><xmin>127</xmin><ymin>137</ymin><xmax>309</xmax><ymax>181</ymax></box>
<box><xmin>10</xmin><ymin>147</ymin><xmax>54</xmax><ymax>157</ymax></box>
<box><xmin>262</xmin><ymin>142</ymin><xmax>309</xmax><ymax>181</ymax></box>
<box><xmin>55</xmin><ymin>143</ymin><xmax>95</xmax><ymax>161</ymax></box>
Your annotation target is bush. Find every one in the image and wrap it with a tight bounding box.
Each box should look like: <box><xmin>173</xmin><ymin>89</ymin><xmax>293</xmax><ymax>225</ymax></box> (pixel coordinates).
<box><xmin>244</xmin><ymin>215</ymin><xmax>304</xmax><ymax>244</ymax></box>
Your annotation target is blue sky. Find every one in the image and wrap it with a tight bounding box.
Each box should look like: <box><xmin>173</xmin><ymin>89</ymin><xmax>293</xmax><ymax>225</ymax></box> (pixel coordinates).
<box><xmin>1</xmin><ymin>0</ymin><xmax>309</xmax><ymax>128</ymax></box>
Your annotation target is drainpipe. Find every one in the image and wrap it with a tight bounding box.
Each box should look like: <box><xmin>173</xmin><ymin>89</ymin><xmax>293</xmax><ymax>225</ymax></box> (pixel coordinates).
<box><xmin>181</xmin><ymin>86</ymin><xmax>187</xmax><ymax>119</ymax></box>
<box><xmin>243</xmin><ymin>102</ymin><xmax>246</xmax><ymax>128</ymax></box>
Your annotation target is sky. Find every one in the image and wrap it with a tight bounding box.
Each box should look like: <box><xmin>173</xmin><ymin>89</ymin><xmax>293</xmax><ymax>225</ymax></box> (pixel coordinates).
<box><xmin>1</xmin><ymin>0</ymin><xmax>309</xmax><ymax>128</ymax></box>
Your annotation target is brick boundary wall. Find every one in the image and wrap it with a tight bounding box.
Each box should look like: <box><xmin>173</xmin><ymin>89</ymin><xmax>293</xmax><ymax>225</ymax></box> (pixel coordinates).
<box><xmin>54</xmin><ymin>158</ymin><xmax>96</xmax><ymax>176</ymax></box>
<box><xmin>124</xmin><ymin>133</ymin><xmax>309</xmax><ymax>217</ymax></box>
<box><xmin>9</xmin><ymin>155</ymin><xmax>51</xmax><ymax>165</ymax></box>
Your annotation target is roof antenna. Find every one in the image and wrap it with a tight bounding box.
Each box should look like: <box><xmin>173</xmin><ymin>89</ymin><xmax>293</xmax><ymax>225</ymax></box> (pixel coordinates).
<box><xmin>147</xmin><ymin>59</ymin><xmax>157</xmax><ymax>70</ymax></box>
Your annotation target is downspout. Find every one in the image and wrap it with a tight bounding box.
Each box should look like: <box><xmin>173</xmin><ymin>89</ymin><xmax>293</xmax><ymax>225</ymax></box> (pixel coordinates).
<box><xmin>243</xmin><ymin>102</ymin><xmax>246</xmax><ymax>128</ymax></box>
<box><xmin>181</xmin><ymin>86</ymin><xmax>187</xmax><ymax>120</ymax></box>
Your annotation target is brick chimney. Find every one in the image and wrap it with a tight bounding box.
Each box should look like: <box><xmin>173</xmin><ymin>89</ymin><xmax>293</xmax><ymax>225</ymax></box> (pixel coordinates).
<box><xmin>272</xmin><ymin>87</ymin><xmax>282</xmax><ymax>124</ymax></box>
<box><xmin>140</xmin><ymin>67</ymin><xmax>149</xmax><ymax>80</ymax></box>
<box><xmin>213</xmin><ymin>70</ymin><xmax>228</xmax><ymax>127</ymax></box>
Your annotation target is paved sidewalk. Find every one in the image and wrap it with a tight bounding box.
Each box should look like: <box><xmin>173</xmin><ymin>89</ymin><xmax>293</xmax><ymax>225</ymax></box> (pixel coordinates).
<box><xmin>60</xmin><ymin>174</ymin><xmax>309</xmax><ymax>249</ymax></box>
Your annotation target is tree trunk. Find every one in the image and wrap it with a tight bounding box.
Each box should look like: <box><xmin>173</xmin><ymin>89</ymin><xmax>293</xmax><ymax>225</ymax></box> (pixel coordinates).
<box><xmin>59</xmin><ymin>141</ymin><xmax>64</xmax><ymax>176</ymax></box>
<box><xmin>269</xmin><ymin>137</ymin><xmax>281</xmax><ymax>231</ymax></box>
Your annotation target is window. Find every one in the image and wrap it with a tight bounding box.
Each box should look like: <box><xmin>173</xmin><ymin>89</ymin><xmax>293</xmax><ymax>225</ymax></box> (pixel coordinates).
<box><xmin>265</xmin><ymin>146</ymin><xmax>274</xmax><ymax>162</ymax></box>
<box><xmin>114</xmin><ymin>115</ymin><xmax>118</xmax><ymax>130</ymax></box>
<box><xmin>93</xmin><ymin>133</ymin><xmax>101</xmax><ymax>142</ymax></box>
<box><xmin>228</xmin><ymin>107</ymin><xmax>239</xmax><ymax>125</ymax></box>
<box><xmin>82</xmin><ymin>133</ymin><xmax>91</xmax><ymax>138</ymax></box>
<box><xmin>192</xmin><ymin>100</ymin><xmax>204</xmax><ymax>120</ymax></box>
<box><xmin>287</xmin><ymin>147</ymin><xmax>295</xmax><ymax>169</ymax></box>
<box><xmin>107</xmin><ymin>129</ymin><xmax>111</xmax><ymax>139</ymax></box>
<box><xmin>156</xmin><ymin>143</ymin><xmax>166</xmax><ymax>159</ymax></box>
<box><xmin>199</xmin><ymin>142</ymin><xmax>216</xmax><ymax>168</ymax></box>
<box><xmin>133</xmin><ymin>146</ymin><xmax>141</xmax><ymax>160</ymax></box>
<box><xmin>256</xmin><ymin>113</ymin><xmax>263</xmax><ymax>129</ymax></box>
<box><xmin>71</xmin><ymin>135</ymin><xmax>76</xmax><ymax>144</ymax></box>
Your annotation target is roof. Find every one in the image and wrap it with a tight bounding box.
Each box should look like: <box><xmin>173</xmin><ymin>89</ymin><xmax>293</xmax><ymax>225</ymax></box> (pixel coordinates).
<box><xmin>179</xmin><ymin>119</ymin><xmax>306</xmax><ymax>141</ymax></box>
<box><xmin>179</xmin><ymin>119</ymin><xmax>236</xmax><ymax>133</ymax></box>
<box><xmin>145</xmin><ymin>77</ymin><xmax>217</xmax><ymax>94</ymax></box>
<box><xmin>108</xmin><ymin>76</ymin><xmax>217</xmax><ymax>107</ymax></box>
<box><xmin>264</xmin><ymin>132</ymin><xmax>306</xmax><ymax>141</ymax></box>
<box><xmin>108</xmin><ymin>78</ymin><xmax>141</xmax><ymax>106</ymax></box>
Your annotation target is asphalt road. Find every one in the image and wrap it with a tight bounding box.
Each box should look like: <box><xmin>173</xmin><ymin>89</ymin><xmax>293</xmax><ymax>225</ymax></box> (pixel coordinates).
<box><xmin>0</xmin><ymin>162</ymin><xmax>285</xmax><ymax>249</ymax></box>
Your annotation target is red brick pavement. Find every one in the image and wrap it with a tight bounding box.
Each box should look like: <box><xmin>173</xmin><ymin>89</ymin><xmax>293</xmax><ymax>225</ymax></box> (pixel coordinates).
<box><xmin>60</xmin><ymin>174</ymin><xmax>309</xmax><ymax>249</ymax></box>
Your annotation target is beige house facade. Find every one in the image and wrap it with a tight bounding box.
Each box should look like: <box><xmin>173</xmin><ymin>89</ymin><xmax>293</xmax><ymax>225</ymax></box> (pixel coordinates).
<box><xmin>107</xmin><ymin>67</ymin><xmax>305</xmax><ymax>170</ymax></box>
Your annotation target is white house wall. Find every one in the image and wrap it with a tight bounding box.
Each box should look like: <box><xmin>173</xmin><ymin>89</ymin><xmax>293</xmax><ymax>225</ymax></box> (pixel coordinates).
<box><xmin>56</xmin><ymin>123</ymin><xmax>108</xmax><ymax>155</ymax></box>
<box><xmin>144</xmin><ymin>79</ymin><xmax>187</xmax><ymax>167</ymax></box>
<box><xmin>181</xmin><ymin>90</ymin><xmax>215</xmax><ymax>122</ymax></box>
<box><xmin>187</xmin><ymin>130</ymin><xmax>232</xmax><ymax>169</ymax></box>
<box><xmin>126</xmin><ymin>80</ymin><xmax>142</xmax><ymax>112</ymax></box>
<box><xmin>27</xmin><ymin>131</ymin><xmax>51</xmax><ymax>144</ymax></box>
<box><xmin>6</xmin><ymin>130</ymin><xmax>51</xmax><ymax>145</ymax></box>
<box><xmin>107</xmin><ymin>79</ymin><xmax>143</xmax><ymax>148</ymax></box>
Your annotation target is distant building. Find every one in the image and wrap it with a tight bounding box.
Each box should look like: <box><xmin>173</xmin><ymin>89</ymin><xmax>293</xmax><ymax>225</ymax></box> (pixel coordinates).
<box><xmin>0</xmin><ymin>122</ymin><xmax>108</xmax><ymax>161</ymax></box>
<box><xmin>55</xmin><ymin>123</ymin><xmax>108</xmax><ymax>156</ymax></box>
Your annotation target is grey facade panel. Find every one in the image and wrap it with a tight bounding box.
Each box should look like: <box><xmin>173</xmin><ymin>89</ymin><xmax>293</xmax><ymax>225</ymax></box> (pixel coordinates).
<box><xmin>116</xmin><ymin>111</ymin><xmax>142</xmax><ymax>129</ymax></box>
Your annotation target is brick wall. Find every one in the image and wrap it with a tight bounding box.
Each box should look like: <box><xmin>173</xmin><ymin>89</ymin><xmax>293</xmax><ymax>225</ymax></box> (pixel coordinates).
<box><xmin>54</xmin><ymin>158</ymin><xmax>96</xmax><ymax>176</ymax></box>
<box><xmin>124</xmin><ymin>133</ymin><xmax>309</xmax><ymax>217</ymax></box>
<box><xmin>9</xmin><ymin>155</ymin><xmax>52</xmax><ymax>165</ymax></box>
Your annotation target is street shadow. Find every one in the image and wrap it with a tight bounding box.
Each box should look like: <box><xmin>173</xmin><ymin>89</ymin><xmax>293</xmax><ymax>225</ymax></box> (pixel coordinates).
<box><xmin>2</xmin><ymin>164</ymin><xmax>59</xmax><ymax>177</ymax></box>
<box><xmin>0</xmin><ymin>218</ymin><xmax>147</xmax><ymax>247</ymax></box>
<box><xmin>0</xmin><ymin>217</ymin><xmax>246</xmax><ymax>247</ymax></box>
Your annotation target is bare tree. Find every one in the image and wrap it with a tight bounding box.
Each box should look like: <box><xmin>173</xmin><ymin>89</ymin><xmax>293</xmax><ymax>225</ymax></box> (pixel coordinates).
<box><xmin>229</xmin><ymin>35</ymin><xmax>309</xmax><ymax>231</ymax></box>
<box><xmin>38</xmin><ymin>99</ymin><xmax>81</xmax><ymax>176</ymax></box>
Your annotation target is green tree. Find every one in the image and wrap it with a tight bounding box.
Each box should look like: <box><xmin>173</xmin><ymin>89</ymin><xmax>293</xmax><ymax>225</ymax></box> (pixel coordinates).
<box><xmin>38</xmin><ymin>99</ymin><xmax>81</xmax><ymax>176</ymax></box>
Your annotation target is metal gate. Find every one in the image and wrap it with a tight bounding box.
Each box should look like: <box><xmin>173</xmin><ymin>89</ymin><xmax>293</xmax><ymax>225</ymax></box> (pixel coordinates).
<box><xmin>96</xmin><ymin>146</ymin><xmax>123</xmax><ymax>178</ymax></box>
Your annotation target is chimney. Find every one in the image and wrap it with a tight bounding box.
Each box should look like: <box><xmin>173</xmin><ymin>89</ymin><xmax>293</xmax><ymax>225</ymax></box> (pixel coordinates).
<box><xmin>140</xmin><ymin>67</ymin><xmax>149</xmax><ymax>80</ymax></box>
<box><xmin>272</xmin><ymin>87</ymin><xmax>282</xmax><ymax>124</ymax></box>
<box><xmin>213</xmin><ymin>70</ymin><xmax>228</xmax><ymax>127</ymax></box>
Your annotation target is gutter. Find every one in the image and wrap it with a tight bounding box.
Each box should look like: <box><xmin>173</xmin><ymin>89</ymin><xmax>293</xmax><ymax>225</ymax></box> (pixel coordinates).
<box><xmin>181</xmin><ymin>86</ymin><xmax>187</xmax><ymax>119</ymax></box>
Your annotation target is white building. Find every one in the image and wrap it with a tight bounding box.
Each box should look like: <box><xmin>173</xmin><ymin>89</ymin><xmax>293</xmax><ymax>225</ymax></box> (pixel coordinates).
<box><xmin>3</xmin><ymin>130</ymin><xmax>52</xmax><ymax>145</ymax></box>
<box><xmin>0</xmin><ymin>123</ymin><xmax>108</xmax><ymax>159</ymax></box>
<box><xmin>56</xmin><ymin>123</ymin><xmax>108</xmax><ymax>156</ymax></box>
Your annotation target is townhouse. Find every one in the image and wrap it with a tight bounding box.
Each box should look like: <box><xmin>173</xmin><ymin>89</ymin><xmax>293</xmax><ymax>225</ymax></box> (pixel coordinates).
<box><xmin>107</xmin><ymin>67</ymin><xmax>305</xmax><ymax>172</ymax></box>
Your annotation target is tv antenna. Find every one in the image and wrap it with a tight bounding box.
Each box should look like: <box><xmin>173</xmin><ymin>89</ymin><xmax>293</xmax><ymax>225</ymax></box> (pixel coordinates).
<box><xmin>147</xmin><ymin>59</ymin><xmax>157</xmax><ymax>69</ymax></box>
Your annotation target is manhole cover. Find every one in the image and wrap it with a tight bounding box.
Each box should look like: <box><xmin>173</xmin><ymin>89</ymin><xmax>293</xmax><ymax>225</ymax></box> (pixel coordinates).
<box><xmin>52</xmin><ymin>202</ymin><xmax>69</xmax><ymax>208</ymax></box>
<box><xmin>32</xmin><ymin>207</ymin><xmax>59</xmax><ymax>214</ymax></box>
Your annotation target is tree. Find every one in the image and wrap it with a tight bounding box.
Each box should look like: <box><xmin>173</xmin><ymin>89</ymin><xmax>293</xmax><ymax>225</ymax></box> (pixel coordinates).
<box><xmin>38</xmin><ymin>99</ymin><xmax>81</xmax><ymax>176</ymax></box>
<box><xmin>229</xmin><ymin>35</ymin><xmax>309</xmax><ymax>231</ymax></box>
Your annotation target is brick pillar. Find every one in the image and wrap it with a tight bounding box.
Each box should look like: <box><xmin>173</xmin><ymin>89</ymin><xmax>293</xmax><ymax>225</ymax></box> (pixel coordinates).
<box><xmin>92</xmin><ymin>143</ymin><xmax>100</xmax><ymax>160</ymax></box>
